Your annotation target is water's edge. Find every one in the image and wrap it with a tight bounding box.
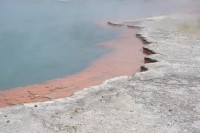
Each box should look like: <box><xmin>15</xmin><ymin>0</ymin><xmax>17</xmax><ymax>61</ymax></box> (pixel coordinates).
<box><xmin>0</xmin><ymin>26</ymin><xmax>145</xmax><ymax>107</ymax></box>
<box><xmin>1</xmin><ymin>14</ymin><xmax>200</xmax><ymax>132</ymax></box>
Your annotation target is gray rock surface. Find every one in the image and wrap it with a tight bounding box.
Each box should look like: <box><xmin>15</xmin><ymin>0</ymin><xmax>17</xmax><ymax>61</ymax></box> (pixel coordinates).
<box><xmin>1</xmin><ymin>15</ymin><xmax>200</xmax><ymax>133</ymax></box>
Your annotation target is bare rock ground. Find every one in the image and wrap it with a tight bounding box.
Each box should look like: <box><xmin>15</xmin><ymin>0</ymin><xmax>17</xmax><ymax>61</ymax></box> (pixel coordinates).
<box><xmin>1</xmin><ymin>14</ymin><xmax>200</xmax><ymax>133</ymax></box>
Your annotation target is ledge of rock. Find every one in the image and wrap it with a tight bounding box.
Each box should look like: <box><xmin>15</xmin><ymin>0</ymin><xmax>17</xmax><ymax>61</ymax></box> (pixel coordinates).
<box><xmin>1</xmin><ymin>14</ymin><xmax>200</xmax><ymax>133</ymax></box>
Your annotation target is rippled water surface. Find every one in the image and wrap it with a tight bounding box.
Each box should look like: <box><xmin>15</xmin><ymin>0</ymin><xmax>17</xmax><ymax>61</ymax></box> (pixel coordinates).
<box><xmin>0</xmin><ymin>0</ymin><xmax>199</xmax><ymax>90</ymax></box>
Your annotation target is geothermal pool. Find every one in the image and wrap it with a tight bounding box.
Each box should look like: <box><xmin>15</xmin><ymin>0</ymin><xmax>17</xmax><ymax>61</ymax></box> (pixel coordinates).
<box><xmin>0</xmin><ymin>0</ymin><xmax>199</xmax><ymax>91</ymax></box>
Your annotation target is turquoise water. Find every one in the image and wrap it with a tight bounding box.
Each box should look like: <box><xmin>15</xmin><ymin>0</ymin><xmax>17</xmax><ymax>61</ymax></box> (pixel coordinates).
<box><xmin>0</xmin><ymin>0</ymin><xmax>198</xmax><ymax>90</ymax></box>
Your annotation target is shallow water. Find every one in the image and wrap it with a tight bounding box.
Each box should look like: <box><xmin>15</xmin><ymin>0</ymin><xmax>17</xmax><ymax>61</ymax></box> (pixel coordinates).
<box><xmin>0</xmin><ymin>0</ymin><xmax>199</xmax><ymax>90</ymax></box>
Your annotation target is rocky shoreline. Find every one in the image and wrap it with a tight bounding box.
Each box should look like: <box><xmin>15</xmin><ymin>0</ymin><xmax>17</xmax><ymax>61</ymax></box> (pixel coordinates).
<box><xmin>1</xmin><ymin>14</ymin><xmax>200</xmax><ymax>132</ymax></box>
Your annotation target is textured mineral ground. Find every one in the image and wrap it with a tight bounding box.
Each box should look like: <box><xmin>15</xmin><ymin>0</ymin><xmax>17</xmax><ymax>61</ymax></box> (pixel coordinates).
<box><xmin>0</xmin><ymin>14</ymin><xmax>200</xmax><ymax>133</ymax></box>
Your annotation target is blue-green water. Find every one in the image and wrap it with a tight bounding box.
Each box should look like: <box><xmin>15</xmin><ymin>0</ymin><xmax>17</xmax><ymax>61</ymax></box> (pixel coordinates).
<box><xmin>0</xmin><ymin>0</ymin><xmax>198</xmax><ymax>90</ymax></box>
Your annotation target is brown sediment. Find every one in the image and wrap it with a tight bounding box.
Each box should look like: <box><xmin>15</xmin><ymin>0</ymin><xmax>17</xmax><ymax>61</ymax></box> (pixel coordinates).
<box><xmin>136</xmin><ymin>33</ymin><xmax>156</xmax><ymax>56</ymax></box>
<box><xmin>143</xmin><ymin>47</ymin><xmax>156</xmax><ymax>55</ymax></box>
<box><xmin>107</xmin><ymin>21</ymin><xmax>123</xmax><ymax>27</ymax></box>
<box><xmin>140</xmin><ymin>66</ymin><xmax>148</xmax><ymax>72</ymax></box>
<box><xmin>144</xmin><ymin>57</ymin><xmax>157</xmax><ymax>64</ymax></box>
<box><xmin>127</xmin><ymin>25</ymin><xmax>141</xmax><ymax>29</ymax></box>
<box><xmin>0</xmin><ymin>24</ymin><xmax>145</xmax><ymax>108</ymax></box>
<box><xmin>136</xmin><ymin>33</ymin><xmax>151</xmax><ymax>44</ymax></box>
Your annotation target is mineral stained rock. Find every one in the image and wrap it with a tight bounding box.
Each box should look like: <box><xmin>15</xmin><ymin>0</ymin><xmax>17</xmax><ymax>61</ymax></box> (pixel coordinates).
<box><xmin>1</xmin><ymin>15</ymin><xmax>200</xmax><ymax>133</ymax></box>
